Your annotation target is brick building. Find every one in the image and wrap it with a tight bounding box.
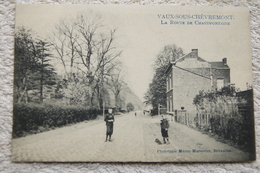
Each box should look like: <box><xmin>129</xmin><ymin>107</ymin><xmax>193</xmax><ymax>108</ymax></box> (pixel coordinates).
<box><xmin>165</xmin><ymin>49</ymin><xmax>230</xmax><ymax>113</ymax></box>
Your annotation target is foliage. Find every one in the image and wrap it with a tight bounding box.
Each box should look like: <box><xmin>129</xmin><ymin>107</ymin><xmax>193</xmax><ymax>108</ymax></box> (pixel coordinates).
<box><xmin>15</xmin><ymin>11</ymin><xmax>125</xmax><ymax>110</ymax></box>
<box><xmin>145</xmin><ymin>44</ymin><xmax>184</xmax><ymax>109</ymax></box>
<box><xmin>126</xmin><ymin>102</ymin><xmax>134</xmax><ymax>111</ymax></box>
<box><xmin>193</xmin><ymin>87</ymin><xmax>254</xmax><ymax>153</ymax></box>
<box><xmin>13</xmin><ymin>103</ymin><xmax>101</xmax><ymax>138</ymax></box>
<box><xmin>14</xmin><ymin>28</ymin><xmax>38</xmax><ymax>103</ymax></box>
<box><xmin>154</xmin><ymin>44</ymin><xmax>184</xmax><ymax>70</ymax></box>
<box><xmin>193</xmin><ymin>86</ymin><xmax>236</xmax><ymax>109</ymax></box>
<box><xmin>148</xmin><ymin>66</ymin><xmax>167</xmax><ymax>108</ymax></box>
<box><xmin>53</xmin><ymin>76</ymin><xmax>92</xmax><ymax>106</ymax></box>
<box><xmin>14</xmin><ymin>27</ymin><xmax>57</xmax><ymax>103</ymax></box>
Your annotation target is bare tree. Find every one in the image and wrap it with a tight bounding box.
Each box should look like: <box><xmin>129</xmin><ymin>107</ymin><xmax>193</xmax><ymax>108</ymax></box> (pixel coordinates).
<box><xmin>50</xmin><ymin>11</ymin><xmax>122</xmax><ymax>109</ymax></box>
<box><xmin>73</xmin><ymin>12</ymin><xmax>122</xmax><ymax>109</ymax></box>
<box><xmin>106</xmin><ymin>62</ymin><xmax>125</xmax><ymax>111</ymax></box>
<box><xmin>49</xmin><ymin>18</ymin><xmax>79</xmax><ymax>79</ymax></box>
<box><xmin>74</xmin><ymin>11</ymin><xmax>102</xmax><ymax>75</ymax></box>
<box><xmin>74</xmin><ymin>12</ymin><xmax>122</xmax><ymax>79</ymax></box>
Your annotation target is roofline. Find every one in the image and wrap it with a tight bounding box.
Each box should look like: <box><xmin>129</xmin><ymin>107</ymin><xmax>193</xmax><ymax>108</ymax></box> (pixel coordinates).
<box><xmin>212</xmin><ymin>67</ymin><xmax>230</xmax><ymax>70</ymax></box>
<box><xmin>174</xmin><ymin>52</ymin><xmax>208</xmax><ymax>64</ymax></box>
<box><xmin>210</xmin><ymin>64</ymin><xmax>230</xmax><ymax>69</ymax></box>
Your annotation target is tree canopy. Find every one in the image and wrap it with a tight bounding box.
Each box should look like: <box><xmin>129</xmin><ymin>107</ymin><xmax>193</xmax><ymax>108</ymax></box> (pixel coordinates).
<box><xmin>14</xmin><ymin>28</ymin><xmax>56</xmax><ymax>103</ymax></box>
<box><xmin>145</xmin><ymin>44</ymin><xmax>184</xmax><ymax>109</ymax></box>
<box><xmin>154</xmin><ymin>44</ymin><xmax>184</xmax><ymax>70</ymax></box>
<box><xmin>14</xmin><ymin>11</ymin><xmax>128</xmax><ymax>111</ymax></box>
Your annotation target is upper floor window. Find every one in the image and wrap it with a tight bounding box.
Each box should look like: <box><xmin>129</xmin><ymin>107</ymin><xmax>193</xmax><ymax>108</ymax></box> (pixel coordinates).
<box><xmin>169</xmin><ymin>74</ymin><xmax>172</xmax><ymax>90</ymax></box>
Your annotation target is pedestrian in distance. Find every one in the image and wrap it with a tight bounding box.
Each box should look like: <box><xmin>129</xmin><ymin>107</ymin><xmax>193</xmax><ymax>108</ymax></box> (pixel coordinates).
<box><xmin>135</xmin><ymin>112</ymin><xmax>137</xmax><ymax>117</ymax></box>
<box><xmin>160</xmin><ymin>116</ymin><xmax>170</xmax><ymax>144</ymax></box>
<box><xmin>104</xmin><ymin>108</ymin><xmax>114</xmax><ymax>142</ymax></box>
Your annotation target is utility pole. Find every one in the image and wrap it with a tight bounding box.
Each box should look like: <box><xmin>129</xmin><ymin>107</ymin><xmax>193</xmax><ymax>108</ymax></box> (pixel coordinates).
<box><xmin>158</xmin><ymin>104</ymin><xmax>160</xmax><ymax>116</ymax></box>
<box><xmin>102</xmin><ymin>59</ymin><xmax>105</xmax><ymax>119</ymax></box>
<box><xmin>103</xmin><ymin>101</ymin><xmax>105</xmax><ymax>118</ymax></box>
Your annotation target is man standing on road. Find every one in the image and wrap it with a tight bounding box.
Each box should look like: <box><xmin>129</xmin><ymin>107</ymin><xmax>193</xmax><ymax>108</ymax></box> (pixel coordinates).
<box><xmin>160</xmin><ymin>116</ymin><xmax>170</xmax><ymax>144</ymax></box>
<box><xmin>104</xmin><ymin>108</ymin><xmax>115</xmax><ymax>142</ymax></box>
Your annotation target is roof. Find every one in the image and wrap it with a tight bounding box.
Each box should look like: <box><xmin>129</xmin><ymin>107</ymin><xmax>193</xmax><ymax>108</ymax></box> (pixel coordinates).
<box><xmin>164</xmin><ymin>49</ymin><xmax>230</xmax><ymax>74</ymax></box>
<box><xmin>209</xmin><ymin>62</ymin><xmax>230</xmax><ymax>69</ymax></box>
<box><xmin>174</xmin><ymin>51</ymin><xmax>208</xmax><ymax>64</ymax></box>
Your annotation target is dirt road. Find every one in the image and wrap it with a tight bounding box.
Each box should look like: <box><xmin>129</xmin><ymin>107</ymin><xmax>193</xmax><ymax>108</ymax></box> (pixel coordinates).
<box><xmin>12</xmin><ymin>111</ymin><xmax>251</xmax><ymax>162</ymax></box>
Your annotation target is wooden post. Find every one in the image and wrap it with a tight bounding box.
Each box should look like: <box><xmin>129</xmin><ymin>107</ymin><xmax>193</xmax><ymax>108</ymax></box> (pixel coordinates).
<box><xmin>158</xmin><ymin>104</ymin><xmax>160</xmax><ymax>116</ymax></box>
<box><xmin>103</xmin><ymin>101</ymin><xmax>105</xmax><ymax>118</ymax></box>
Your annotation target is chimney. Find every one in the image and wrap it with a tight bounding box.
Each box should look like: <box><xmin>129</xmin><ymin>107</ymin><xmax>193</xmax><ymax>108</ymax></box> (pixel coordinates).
<box><xmin>191</xmin><ymin>49</ymin><xmax>198</xmax><ymax>58</ymax></box>
<box><xmin>222</xmin><ymin>58</ymin><xmax>227</xmax><ymax>65</ymax></box>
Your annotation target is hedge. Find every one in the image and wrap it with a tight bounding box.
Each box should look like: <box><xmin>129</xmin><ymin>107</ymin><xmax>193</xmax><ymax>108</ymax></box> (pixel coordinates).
<box><xmin>193</xmin><ymin>89</ymin><xmax>255</xmax><ymax>154</ymax></box>
<box><xmin>13</xmin><ymin>103</ymin><xmax>101</xmax><ymax>138</ymax></box>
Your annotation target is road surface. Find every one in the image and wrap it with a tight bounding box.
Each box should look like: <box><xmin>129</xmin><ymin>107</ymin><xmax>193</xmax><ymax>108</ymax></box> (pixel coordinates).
<box><xmin>12</xmin><ymin>111</ymin><xmax>252</xmax><ymax>162</ymax></box>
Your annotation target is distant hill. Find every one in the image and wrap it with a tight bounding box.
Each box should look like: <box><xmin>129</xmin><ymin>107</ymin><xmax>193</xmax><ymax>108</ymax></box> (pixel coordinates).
<box><xmin>106</xmin><ymin>84</ymin><xmax>143</xmax><ymax>111</ymax></box>
<box><xmin>120</xmin><ymin>85</ymin><xmax>143</xmax><ymax>111</ymax></box>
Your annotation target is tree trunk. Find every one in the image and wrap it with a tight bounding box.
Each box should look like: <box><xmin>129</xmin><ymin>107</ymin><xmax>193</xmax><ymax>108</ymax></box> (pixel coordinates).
<box><xmin>18</xmin><ymin>76</ymin><xmax>28</xmax><ymax>103</ymax></box>
<box><xmin>40</xmin><ymin>56</ymin><xmax>44</xmax><ymax>103</ymax></box>
<box><xmin>40</xmin><ymin>76</ymin><xmax>43</xmax><ymax>103</ymax></box>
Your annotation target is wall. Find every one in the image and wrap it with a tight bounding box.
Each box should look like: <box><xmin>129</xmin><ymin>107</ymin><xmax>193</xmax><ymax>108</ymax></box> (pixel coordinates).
<box><xmin>177</xmin><ymin>58</ymin><xmax>211</xmax><ymax>69</ymax></box>
<box><xmin>166</xmin><ymin>89</ymin><xmax>173</xmax><ymax>112</ymax></box>
<box><xmin>185</xmin><ymin>67</ymin><xmax>211</xmax><ymax>78</ymax></box>
<box><xmin>172</xmin><ymin>65</ymin><xmax>211</xmax><ymax>112</ymax></box>
<box><xmin>212</xmin><ymin>68</ymin><xmax>231</xmax><ymax>90</ymax></box>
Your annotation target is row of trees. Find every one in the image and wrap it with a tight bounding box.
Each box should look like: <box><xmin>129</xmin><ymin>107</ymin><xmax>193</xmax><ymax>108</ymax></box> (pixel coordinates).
<box><xmin>14</xmin><ymin>11</ymin><xmax>126</xmax><ymax>110</ymax></box>
<box><xmin>144</xmin><ymin>44</ymin><xmax>184</xmax><ymax>110</ymax></box>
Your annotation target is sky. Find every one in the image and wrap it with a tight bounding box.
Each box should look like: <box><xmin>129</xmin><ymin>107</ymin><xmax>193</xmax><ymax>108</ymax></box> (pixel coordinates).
<box><xmin>16</xmin><ymin>5</ymin><xmax>253</xmax><ymax>101</ymax></box>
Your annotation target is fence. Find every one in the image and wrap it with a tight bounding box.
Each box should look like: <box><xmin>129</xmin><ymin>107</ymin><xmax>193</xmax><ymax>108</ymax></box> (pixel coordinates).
<box><xmin>175</xmin><ymin>110</ymin><xmax>210</xmax><ymax>129</ymax></box>
<box><xmin>174</xmin><ymin>89</ymin><xmax>255</xmax><ymax>153</ymax></box>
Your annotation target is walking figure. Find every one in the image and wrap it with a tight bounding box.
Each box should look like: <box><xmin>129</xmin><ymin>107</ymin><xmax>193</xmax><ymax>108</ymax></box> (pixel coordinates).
<box><xmin>160</xmin><ymin>116</ymin><xmax>170</xmax><ymax>144</ymax></box>
<box><xmin>135</xmin><ymin>112</ymin><xmax>137</xmax><ymax>117</ymax></box>
<box><xmin>105</xmin><ymin>108</ymin><xmax>114</xmax><ymax>142</ymax></box>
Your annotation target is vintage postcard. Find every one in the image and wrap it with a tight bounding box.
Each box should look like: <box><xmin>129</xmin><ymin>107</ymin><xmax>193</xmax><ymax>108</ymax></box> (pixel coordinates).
<box><xmin>12</xmin><ymin>5</ymin><xmax>255</xmax><ymax>162</ymax></box>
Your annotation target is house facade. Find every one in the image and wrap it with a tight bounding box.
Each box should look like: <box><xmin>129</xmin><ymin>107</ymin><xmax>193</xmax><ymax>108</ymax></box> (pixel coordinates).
<box><xmin>165</xmin><ymin>49</ymin><xmax>230</xmax><ymax>113</ymax></box>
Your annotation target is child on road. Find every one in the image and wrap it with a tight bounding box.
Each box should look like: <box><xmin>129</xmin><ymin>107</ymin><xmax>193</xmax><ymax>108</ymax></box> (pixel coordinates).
<box><xmin>104</xmin><ymin>108</ymin><xmax>115</xmax><ymax>142</ymax></box>
<box><xmin>160</xmin><ymin>116</ymin><xmax>170</xmax><ymax>144</ymax></box>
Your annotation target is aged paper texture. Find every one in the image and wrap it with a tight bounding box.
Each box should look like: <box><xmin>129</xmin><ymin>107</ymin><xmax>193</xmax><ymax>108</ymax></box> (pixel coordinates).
<box><xmin>12</xmin><ymin>5</ymin><xmax>255</xmax><ymax>162</ymax></box>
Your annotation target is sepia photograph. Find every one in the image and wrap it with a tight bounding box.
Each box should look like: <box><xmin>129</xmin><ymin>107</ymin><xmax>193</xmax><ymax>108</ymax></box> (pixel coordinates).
<box><xmin>12</xmin><ymin>5</ymin><xmax>255</xmax><ymax>162</ymax></box>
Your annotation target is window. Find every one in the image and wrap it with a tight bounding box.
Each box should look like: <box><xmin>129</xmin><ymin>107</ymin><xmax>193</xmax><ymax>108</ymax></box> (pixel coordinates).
<box><xmin>170</xmin><ymin>96</ymin><xmax>172</xmax><ymax>112</ymax></box>
<box><xmin>169</xmin><ymin>74</ymin><xmax>172</xmax><ymax>89</ymax></box>
<box><xmin>166</xmin><ymin>78</ymin><xmax>168</xmax><ymax>91</ymax></box>
<box><xmin>167</xmin><ymin>97</ymin><xmax>169</xmax><ymax>111</ymax></box>
<box><xmin>217</xmin><ymin>79</ymin><xmax>224</xmax><ymax>90</ymax></box>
